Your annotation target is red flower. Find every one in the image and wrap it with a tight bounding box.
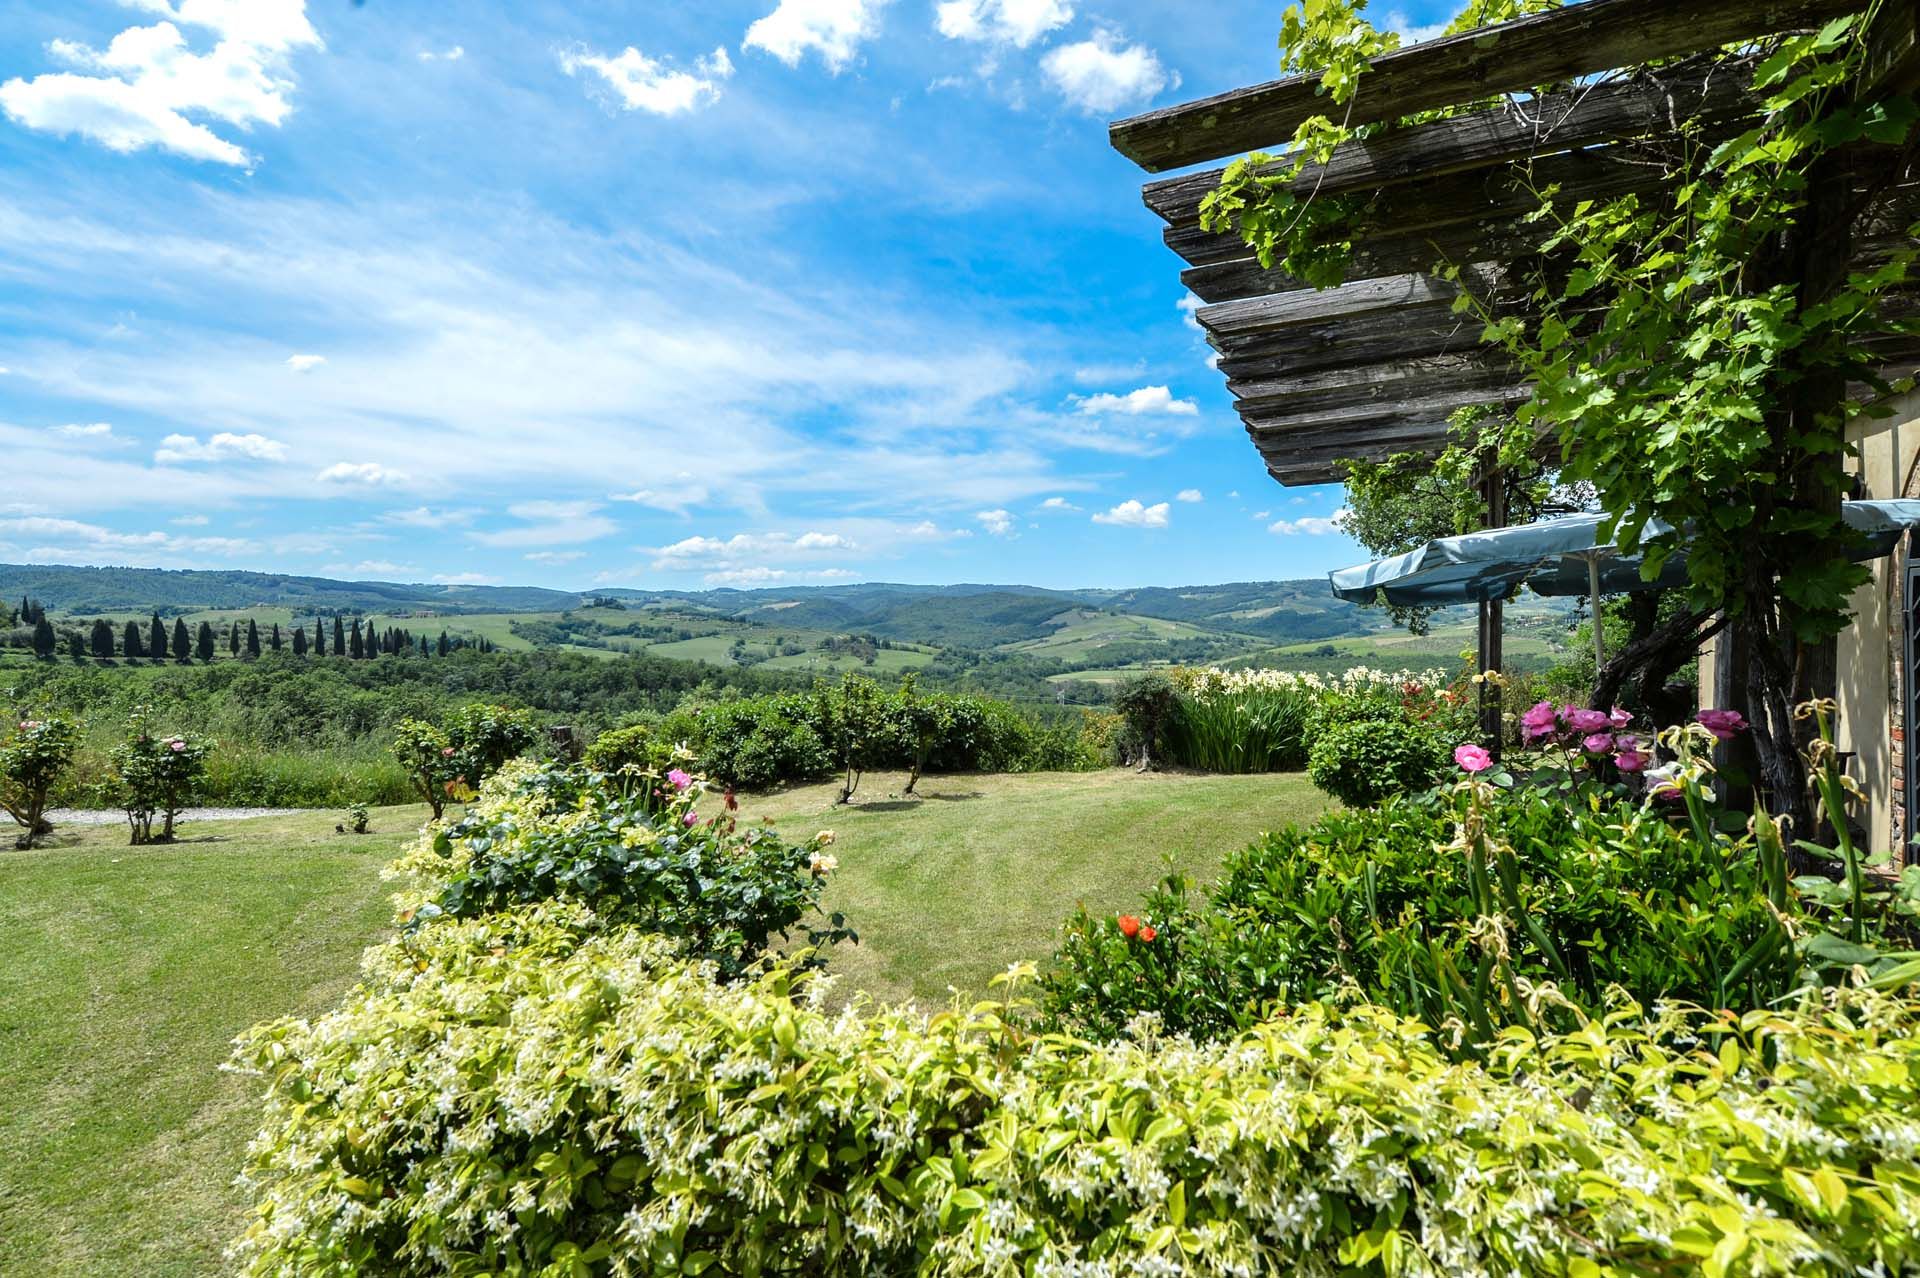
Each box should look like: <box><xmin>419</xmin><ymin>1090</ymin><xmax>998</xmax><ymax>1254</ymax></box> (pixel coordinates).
<box><xmin>1116</xmin><ymin>914</ymin><xmax>1141</xmax><ymax>940</ymax></box>
<box><xmin>723</xmin><ymin>787</ymin><xmax>739</xmax><ymax>812</ymax></box>
<box><xmin>1139</xmin><ymin>925</ymin><xmax>1158</xmax><ymax>943</ymax></box>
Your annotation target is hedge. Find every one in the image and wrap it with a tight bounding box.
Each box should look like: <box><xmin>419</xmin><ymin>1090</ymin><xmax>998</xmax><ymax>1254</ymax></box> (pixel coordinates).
<box><xmin>231</xmin><ymin>902</ymin><xmax>1920</xmax><ymax>1277</ymax></box>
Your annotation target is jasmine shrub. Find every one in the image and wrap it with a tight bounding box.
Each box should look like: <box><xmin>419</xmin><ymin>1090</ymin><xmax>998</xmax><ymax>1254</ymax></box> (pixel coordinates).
<box><xmin>230</xmin><ymin>893</ymin><xmax>1920</xmax><ymax>1276</ymax></box>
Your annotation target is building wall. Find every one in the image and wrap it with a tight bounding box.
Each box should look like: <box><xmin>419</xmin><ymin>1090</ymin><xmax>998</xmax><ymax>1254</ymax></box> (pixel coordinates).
<box><xmin>1839</xmin><ymin>389</ymin><xmax>1920</xmax><ymax>859</ymax></box>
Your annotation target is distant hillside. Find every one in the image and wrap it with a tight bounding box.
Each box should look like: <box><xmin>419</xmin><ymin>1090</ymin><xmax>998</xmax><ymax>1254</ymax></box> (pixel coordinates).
<box><xmin>0</xmin><ymin>564</ymin><xmax>584</xmax><ymax>616</ymax></box>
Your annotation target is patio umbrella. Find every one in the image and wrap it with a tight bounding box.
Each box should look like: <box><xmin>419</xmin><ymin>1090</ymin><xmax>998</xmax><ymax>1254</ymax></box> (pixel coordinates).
<box><xmin>1329</xmin><ymin>500</ymin><xmax>1920</xmax><ymax>669</ymax></box>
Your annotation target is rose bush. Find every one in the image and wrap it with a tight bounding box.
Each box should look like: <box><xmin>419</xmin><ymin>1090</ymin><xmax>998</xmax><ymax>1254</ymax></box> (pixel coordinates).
<box><xmin>0</xmin><ymin>715</ymin><xmax>78</xmax><ymax>848</ymax></box>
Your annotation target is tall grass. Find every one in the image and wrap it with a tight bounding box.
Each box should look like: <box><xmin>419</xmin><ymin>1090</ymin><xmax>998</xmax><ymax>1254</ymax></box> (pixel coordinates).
<box><xmin>1163</xmin><ymin>689</ymin><xmax>1314</xmax><ymax>774</ymax></box>
<box><xmin>48</xmin><ymin>739</ymin><xmax>413</xmax><ymax>810</ymax></box>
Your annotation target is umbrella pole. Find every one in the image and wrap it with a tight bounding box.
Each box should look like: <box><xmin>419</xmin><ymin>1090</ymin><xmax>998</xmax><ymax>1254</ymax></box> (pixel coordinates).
<box><xmin>1589</xmin><ymin>555</ymin><xmax>1604</xmax><ymax>675</ymax></box>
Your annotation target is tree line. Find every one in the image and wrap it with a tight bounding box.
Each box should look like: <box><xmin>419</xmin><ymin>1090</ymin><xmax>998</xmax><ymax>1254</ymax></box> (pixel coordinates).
<box><xmin>6</xmin><ymin>595</ymin><xmax>497</xmax><ymax>664</ymax></box>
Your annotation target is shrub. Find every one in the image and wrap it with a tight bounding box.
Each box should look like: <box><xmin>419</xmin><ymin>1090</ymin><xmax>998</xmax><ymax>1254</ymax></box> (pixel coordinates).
<box><xmin>392</xmin><ymin>704</ymin><xmax>542</xmax><ymax>819</ymax></box>
<box><xmin>1111</xmin><ymin>671</ymin><xmax>1177</xmax><ymax>768</ymax></box>
<box><xmin>1042</xmin><ymin>785</ymin><xmax>1799</xmax><ymax>1045</ymax></box>
<box><xmin>231</xmin><ymin>905</ymin><xmax>1920</xmax><ymax>1277</ymax></box>
<box><xmin>393</xmin><ymin>763</ymin><xmax>852</xmax><ymax>982</ymax></box>
<box><xmin>581</xmin><ymin>722</ymin><xmax>666</xmax><ymax>776</ymax></box>
<box><xmin>1164</xmin><ymin>687</ymin><xmax>1314</xmax><ymax>773</ymax></box>
<box><xmin>110</xmin><ymin>709</ymin><xmax>212</xmax><ymax>844</ymax></box>
<box><xmin>1</xmin><ymin>715</ymin><xmax>79</xmax><ymax>848</ymax></box>
<box><xmin>390</xmin><ymin>718</ymin><xmax>462</xmax><ymax>820</ymax></box>
<box><xmin>1305</xmin><ymin>702</ymin><xmax>1453</xmax><ymax>807</ymax></box>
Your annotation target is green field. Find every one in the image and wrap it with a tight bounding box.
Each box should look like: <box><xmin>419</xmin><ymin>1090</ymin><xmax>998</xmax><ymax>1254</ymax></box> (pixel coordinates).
<box><xmin>997</xmin><ymin>608</ymin><xmax>1249</xmax><ymax>661</ymax></box>
<box><xmin>0</xmin><ymin>770</ymin><xmax>1327</xmax><ymax>1274</ymax></box>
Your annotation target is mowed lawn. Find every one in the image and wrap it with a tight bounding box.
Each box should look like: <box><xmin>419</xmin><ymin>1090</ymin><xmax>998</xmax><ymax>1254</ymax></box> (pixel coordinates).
<box><xmin>0</xmin><ymin>770</ymin><xmax>1329</xmax><ymax>1275</ymax></box>
<box><xmin>735</xmin><ymin>768</ymin><xmax>1331</xmax><ymax>1004</ymax></box>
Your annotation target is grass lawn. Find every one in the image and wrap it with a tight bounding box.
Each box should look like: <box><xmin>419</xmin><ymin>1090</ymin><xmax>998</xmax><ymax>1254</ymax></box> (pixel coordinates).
<box><xmin>0</xmin><ymin>806</ymin><xmax>428</xmax><ymax>1278</ymax></box>
<box><xmin>0</xmin><ymin>770</ymin><xmax>1329</xmax><ymax>1274</ymax></box>
<box><xmin>733</xmin><ymin>768</ymin><xmax>1330</xmax><ymax>1004</ymax></box>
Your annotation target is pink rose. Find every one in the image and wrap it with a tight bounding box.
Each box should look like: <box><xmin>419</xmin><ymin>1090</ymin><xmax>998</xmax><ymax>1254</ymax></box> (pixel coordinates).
<box><xmin>1566</xmin><ymin>708</ymin><xmax>1611</xmax><ymax>734</ymax></box>
<box><xmin>1696</xmin><ymin>709</ymin><xmax>1748</xmax><ymax>741</ymax></box>
<box><xmin>169</xmin><ymin>739</ymin><xmax>187</xmax><ymax>753</ymax></box>
<box><xmin>1608</xmin><ymin>707</ymin><xmax>1634</xmax><ymax>729</ymax></box>
<box><xmin>1519</xmin><ymin>700</ymin><xmax>1559</xmax><ymax>742</ymax></box>
<box><xmin>1454</xmin><ymin>743</ymin><xmax>1493</xmax><ymax>773</ymax></box>
<box><xmin>666</xmin><ymin>769</ymin><xmax>693</xmax><ymax>791</ymax></box>
<box><xmin>1582</xmin><ymin>733</ymin><xmax>1615</xmax><ymax>754</ymax></box>
<box><xmin>682</xmin><ymin>811</ymin><xmax>700</xmax><ymax>827</ymax></box>
<box><xmin>442</xmin><ymin>747</ymin><xmax>457</xmax><ymax>757</ymax></box>
<box><xmin>1614</xmin><ymin>749</ymin><xmax>1648</xmax><ymax>773</ymax></box>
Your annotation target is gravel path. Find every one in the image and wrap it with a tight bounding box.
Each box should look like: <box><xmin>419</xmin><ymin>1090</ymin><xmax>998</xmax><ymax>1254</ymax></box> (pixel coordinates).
<box><xmin>43</xmin><ymin>807</ymin><xmax>307</xmax><ymax>827</ymax></box>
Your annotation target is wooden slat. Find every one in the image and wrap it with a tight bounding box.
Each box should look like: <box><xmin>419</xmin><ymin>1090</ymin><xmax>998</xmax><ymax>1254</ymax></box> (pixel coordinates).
<box><xmin>1228</xmin><ymin>353</ymin><xmax>1518</xmax><ymax>416</ymax></box>
<box><xmin>1861</xmin><ymin>0</ymin><xmax>1920</xmax><ymax>94</ymax></box>
<box><xmin>1140</xmin><ymin>72</ymin><xmax>1754</xmax><ymax>229</ymax></box>
<box><xmin>1110</xmin><ymin>0</ymin><xmax>1864</xmax><ymax>172</ymax></box>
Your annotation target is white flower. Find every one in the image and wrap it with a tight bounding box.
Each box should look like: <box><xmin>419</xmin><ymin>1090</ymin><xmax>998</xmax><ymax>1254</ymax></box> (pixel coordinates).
<box><xmin>809</xmin><ymin>852</ymin><xmax>839</xmax><ymax>875</ymax></box>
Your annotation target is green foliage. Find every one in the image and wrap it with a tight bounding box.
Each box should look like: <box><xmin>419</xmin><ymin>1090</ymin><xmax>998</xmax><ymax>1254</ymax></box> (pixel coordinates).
<box><xmin>233</xmin><ymin>902</ymin><xmax>1920</xmax><ymax>1276</ymax></box>
<box><xmin>391</xmin><ymin>719</ymin><xmax>463</xmax><ymax>820</ymax></box>
<box><xmin>0</xmin><ymin>715</ymin><xmax>78</xmax><ymax>848</ymax></box>
<box><xmin>395</xmin><ymin>763</ymin><xmax>852</xmax><ymax>983</ymax></box>
<box><xmin>1041</xmin><ymin>783</ymin><xmax>1824</xmax><ymax>1046</ymax></box>
<box><xmin>344</xmin><ymin>802</ymin><xmax>371</xmax><ymax>835</ymax></box>
<box><xmin>1305</xmin><ymin>701</ymin><xmax>1453</xmax><ymax>807</ymax></box>
<box><xmin>1164</xmin><ymin>686</ymin><xmax>1314</xmax><ymax>773</ymax></box>
<box><xmin>110</xmin><ymin>708</ymin><xmax>212</xmax><ymax>845</ymax></box>
<box><xmin>1111</xmin><ymin>671</ymin><xmax>1177</xmax><ymax>767</ymax></box>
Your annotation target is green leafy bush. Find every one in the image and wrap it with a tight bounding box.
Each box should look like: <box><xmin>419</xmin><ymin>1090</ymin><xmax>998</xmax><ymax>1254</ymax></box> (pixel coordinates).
<box><xmin>1111</xmin><ymin>671</ymin><xmax>1177</xmax><ymax>768</ymax></box>
<box><xmin>1164</xmin><ymin>687</ymin><xmax>1314</xmax><ymax>773</ymax></box>
<box><xmin>109</xmin><ymin>709</ymin><xmax>212</xmax><ymax>844</ymax></box>
<box><xmin>391</xmin><ymin>703</ymin><xmax>542</xmax><ymax>819</ymax></box>
<box><xmin>393</xmin><ymin>762</ymin><xmax>852</xmax><ymax>982</ymax></box>
<box><xmin>1305</xmin><ymin>702</ymin><xmax>1453</xmax><ymax>806</ymax></box>
<box><xmin>1</xmin><ymin>715</ymin><xmax>78</xmax><ymax>847</ymax></box>
<box><xmin>1042</xmin><ymin>786</ymin><xmax>1799</xmax><ymax>1045</ymax></box>
<box><xmin>231</xmin><ymin>904</ymin><xmax>1920</xmax><ymax>1277</ymax></box>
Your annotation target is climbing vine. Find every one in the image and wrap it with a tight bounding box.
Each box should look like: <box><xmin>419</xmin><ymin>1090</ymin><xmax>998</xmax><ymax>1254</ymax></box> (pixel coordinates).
<box><xmin>1204</xmin><ymin>0</ymin><xmax>1920</xmax><ymax>825</ymax></box>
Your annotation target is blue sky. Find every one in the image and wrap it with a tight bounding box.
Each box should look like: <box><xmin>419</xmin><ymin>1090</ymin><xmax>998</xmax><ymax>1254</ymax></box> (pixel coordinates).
<box><xmin>0</xmin><ymin>0</ymin><xmax>1458</xmax><ymax>592</ymax></box>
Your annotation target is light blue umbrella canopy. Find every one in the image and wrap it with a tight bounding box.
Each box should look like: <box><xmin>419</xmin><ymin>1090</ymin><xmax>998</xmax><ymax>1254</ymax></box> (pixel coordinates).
<box><xmin>1330</xmin><ymin>501</ymin><xmax>1920</xmax><ymax>666</ymax></box>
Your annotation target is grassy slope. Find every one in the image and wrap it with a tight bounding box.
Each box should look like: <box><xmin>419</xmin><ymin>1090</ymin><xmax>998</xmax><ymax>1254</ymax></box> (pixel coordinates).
<box><xmin>0</xmin><ymin>808</ymin><xmax>426</xmax><ymax>1277</ymax></box>
<box><xmin>0</xmin><ymin>773</ymin><xmax>1328</xmax><ymax>1274</ymax></box>
<box><xmin>735</xmin><ymin>769</ymin><xmax>1329</xmax><ymax>1004</ymax></box>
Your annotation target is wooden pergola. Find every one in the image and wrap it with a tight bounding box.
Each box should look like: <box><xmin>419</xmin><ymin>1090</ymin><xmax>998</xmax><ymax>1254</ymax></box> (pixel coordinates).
<box><xmin>1110</xmin><ymin>0</ymin><xmax>1920</xmax><ymax>488</ymax></box>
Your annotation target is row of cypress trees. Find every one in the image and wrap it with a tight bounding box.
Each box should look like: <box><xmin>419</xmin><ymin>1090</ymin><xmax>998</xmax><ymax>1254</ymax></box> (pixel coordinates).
<box><xmin>15</xmin><ymin>596</ymin><xmax>497</xmax><ymax>663</ymax></box>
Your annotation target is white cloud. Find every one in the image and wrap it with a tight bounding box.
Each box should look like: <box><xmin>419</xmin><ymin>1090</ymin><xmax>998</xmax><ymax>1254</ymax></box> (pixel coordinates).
<box><xmin>1381</xmin><ymin>11</ymin><xmax>1451</xmax><ymax>45</ymax></box>
<box><xmin>935</xmin><ymin>0</ymin><xmax>1073</xmax><ymax>47</ymax></box>
<box><xmin>743</xmin><ymin>0</ymin><xmax>891</xmax><ymax>72</ymax></box>
<box><xmin>0</xmin><ymin>514</ymin><xmax>254</xmax><ymax>566</ymax></box>
<box><xmin>383</xmin><ymin>506</ymin><xmax>474</xmax><ymax>528</ymax></box>
<box><xmin>1038</xmin><ymin>496</ymin><xmax>1080</xmax><ymax>512</ymax></box>
<box><xmin>286</xmin><ymin>353</ymin><xmax>325</xmax><ymax>372</ymax></box>
<box><xmin>51</xmin><ymin>422</ymin><xmax>115</xmax><ymax>438</ymax></box>
<box><xmin>317</xmin><ymin>461</ymin><xmax>408</xmax><ymax>487</ymax></box>
<box><xmin>975</xmin><ymin>508</ymin><xmax>1014</xmax><ymax>535</ymax></box>
<box><xmin>0</xmin><ymin>0</ymin><xmax>322</xmax><ymax>166</ymax></box>
<box><xmin>1073</xmin><ymin>385</ymin><xmax>1198</xmax><ymax>417</ymax></box>
<box><xmin>1092</xmin><ymin>499</ymin><xmax>1169</xmax><ymax>529</ymax></box>
<box><xmin>419</xmin><ymin>45</ymin><xmax>465</xmax><ymax>63</ymax></box>
<box><xmin>612</xmin><ymin>483</ymin><xmax>709</xmax><ymax>514</ymax></box>
<box><xmin>1268</xmin><ymin>510</ymin><xmax>1350</xmax><ymax>536</ymax></box>
<box><xmin>432</xmin><ymin>571</ymin><xmax>499</xmax><ymax>586</ymax></box>
<box><xmin>1041</xmin><ymin>29</ymin><xmax>1174</xmax><ymax>114</ymax></box>
<box><xmin>559</xmin><ymin>44</ymin><xmax>733</xmax><ymax>116</ymax></box>
<box><xmin>324</xmin><ymin>558</ymin><xmax>408</xmax><ymax>576</ymax></box>
<box><xmin>651</xmin><ymin>530</ymin><xmax>856</xmax><ymax>570</ymax></box>
<box><xmin>702</xmin><ymin>566</ymin><xmax>859</xmax><ymax>587</ymax></box>
<box><xmin>155</xmin><ymin>431</ymin><xmax>287</xmax><ymax>463</ymax></box>
<box><xmin>470</xmin><ymin>501</ymin><xmax>619</xmax><ymax>548</ymax></box>
<box><xmin>525</xmin><ymin>550</ymin><xmax>585</xmax><ymax>564</ymax></box>
<box><xmin>1176</xmin><ymin>488</ymin><xmax>1203</xmax><ymax>503</ymax></box>
<box><xmin>171</xmin><ymin>513</ymin><xmax>209</xmax><ymax>525</ymax></box>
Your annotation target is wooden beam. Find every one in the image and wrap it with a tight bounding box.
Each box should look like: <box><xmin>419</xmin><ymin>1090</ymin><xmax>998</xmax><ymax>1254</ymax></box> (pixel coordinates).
<box><xmin>1109</xmin><ymin>0</ymin><xmax>1864</xmax><ymax>172</ymax></box>
<box><xmin>1140</xmin><ymin>72</ymin><xmax>1755</xmax><ymax>228</ymax></box>
<box><xmin>1227</xmin><ymin>352</ymin><xmax>1518</xmax><ymax>417</ymax></box>
<box><xmin>1861</xmin><ymin>0</ymin><xmax>1920</xmax><ymax>95</ymax></box>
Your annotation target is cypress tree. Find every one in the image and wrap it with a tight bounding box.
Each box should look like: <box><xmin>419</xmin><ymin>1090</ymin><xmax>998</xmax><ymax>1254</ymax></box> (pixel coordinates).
<box><xmin>68</xmin><ymin>631</ymin><xmax>86</xmax><ymax>662</ymax></box>
<box><xmin>123</xmin><ymin>620</ymin><xmax>144</xmax><ymax>659</ymax></box>
<box><xmin>269</xmin><ymin>622</ymin><xmax>281</xmax><ymax>653</ymax></box>
<box><xmin>90</xmin><ymin>618</ymin><xmax>114</xmax><ymax>659</ymax></box>
<box><xmin>349</xmin><ymin>619</ymin><xmax>364</xmax><ymax>659</ymax></box>
<box><xmin>437</xmin><ymin>630</ymin><xmax>450</xmax><ymax>657</ymax></box>
<box><xmin>292</xmin><ymin>625</ymin><xmax>308</xmax><ymax>656</ymax></box>
<box><xmin>196</xmin><ymin>620</ymin><xmax>215</xmax><ymax>663</ymax></box>
<box><xmin>333</xmin><ymin>615</ymin><xmax>346</xmax><ymax>655</ymax></box>
<box><xmin>16</xmin><ymin>596</ymin><xmax>28</xmax><ymax>626</ymax></box>
<box><xmin>32</xmin><ymin>617</ymin><xmax>56</xmax><ymax>659</ymax></box>
<box><xmin>246</xmin><ymin>618</ymin><xmax>261</xmax><ymax>658</ymax></box>
<box><xmin>150</xmin><ymin>612</ymin><xmax>167</xmax><ymax>659</ymax></box>
<box><xmin>172</xmin><ymin>618</ymin><xmax>191</xmax><ymax>662</ymax></box>
<box><xmin>313</xmin><ymin>618</ymin><xmax>326</xmax><ymax>656</ymax></box>
<box><xmin>229</xmin><ymin>622</ymin><xmax>241</xmax><ymax>656</ymax></box>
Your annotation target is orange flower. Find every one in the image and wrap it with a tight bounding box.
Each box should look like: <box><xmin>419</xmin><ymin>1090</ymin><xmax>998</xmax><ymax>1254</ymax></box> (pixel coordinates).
<box><xmin>1116</xmin><ymin>914</ymin><xmax>1141</xmax><ymax>940</ymax></box>
<box><xmin>1139</xmin><ymin>925</ymin><xmax>1158</xmax><ymax>943</ymax></box>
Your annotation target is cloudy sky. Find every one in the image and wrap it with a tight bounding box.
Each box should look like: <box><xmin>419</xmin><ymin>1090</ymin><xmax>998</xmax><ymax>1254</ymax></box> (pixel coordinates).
<box><xmin>0</xmin><ymin>0</ymin><xmax>1456</xmax><ymax>591</ymax></box>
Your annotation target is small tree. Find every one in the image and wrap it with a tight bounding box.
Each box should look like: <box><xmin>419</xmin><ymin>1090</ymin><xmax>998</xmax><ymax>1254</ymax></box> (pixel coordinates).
<box><xmin>171</xmin><ymin>618</ymin><xmax>191</xmax><ymax>662</ymax></box>
<box><xmin>268</xmin><ymin>622</ymin><xmax>281</xmax><ymax>653</ymax></box>
<box><xmin>819</xmin><ymin>673</ymin><xmax>888</xmax><ymax>804</ymax></box>
<box><xmin>246</xmin><ymin>618</ymin><xmax>261</xmax><ymax>658</ymax></box>
<box><xmin>111</xmin><ymin>711</ymin><xmax>212</xmax><ymax>844</ymax></box>
<box><xmin>31</xmin><ymin>617</ymin><xmax>55</xmax><ymax>660</ymax></box>
<box><xmin>392</xmin><ymin>719</ymin><xmax>462</xmax><ymax>821</ymax></box>
<box><xmin>1</xmin><ymin>716</ymin><xmax>78</xmax><ymax>849</ymax></box>
<box><xmin>196</xmin><ymin>621</ymin><xmax>215</xmax><ymax>663</ymax></box>
<box><xmin>445</xmin><ymin>703</ymin><xmax>541</xmax><ymax>780</ymax></box>
<box><xmin>1113</xmin><ymin>673</ymin><xmax>1178</xmax><ymax>772</ymax></box>
<box><xmin>90</xmin><ymin>619</ymin><xmax>115</xmax><ymax>660</ymax></box>
<box><xmin>292</xmin><ymin>625</ymin><xmax>308</xmax><ymax>656</ymax></box>
<box><xmin>893</xmin><ymin>673</ymin><xmax>949</xmax><ymax>796</ymax></box>
<box><xmin>149</xmin><ymin>613</ymin><xmax>167</xmax><ymax>661</ymax></box>
<box><xmin>229</xmin><ymin>622</ymin><xmax>241</xmax><ymax>657</ymax></box>
<box><xmin>66</xmin><ymin>631</ymin><xmax>86</xmax><ymax>663</ymax></box>
<box><xmin>123</xmin><ymin>620</ymin><xmax>144</xmax><ymax>660</ymax></box>
<box><xmin>332</xmin><ymin>616</ymin><xmax>345</xmax><ymax>655</ymax></box>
